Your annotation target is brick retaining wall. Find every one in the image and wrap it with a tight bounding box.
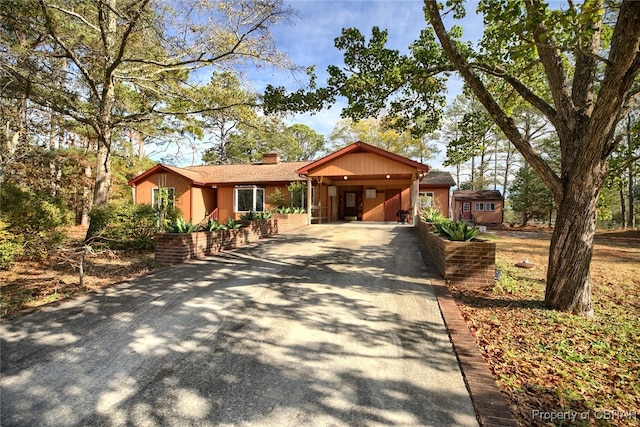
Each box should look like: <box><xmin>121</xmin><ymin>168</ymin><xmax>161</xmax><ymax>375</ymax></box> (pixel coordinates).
<box><xmin>155</xmin><ymin>214</ymin><xmax>308</xmax><ymax>265</ymax></box>
<box><xmin>416</xmin><ymin>217</ymin><xmax>496</xmax><ymax>287</ymax></box>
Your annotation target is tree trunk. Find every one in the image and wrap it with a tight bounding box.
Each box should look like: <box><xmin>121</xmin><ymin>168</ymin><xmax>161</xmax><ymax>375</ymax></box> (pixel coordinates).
<box><xmin>81</xmin><ymin>163</ymin><xmax>92</xmax><ymax>226</ymax></box>
<box><xmin>137</xmin><ymin>132</ymin><xmax>145</xmax><ymax>161</ymax></box>
<box><xmin>470</xmin><ymin>156</ymin><xmax>475</xmax><ymax>189</ymax></box>
<box><xmin>545</xmin><ymin>160</ymin><xmax>606</xmax><ymax>315</ymax></box>
<box><xmin>521</xmin><ymin>162</ymin><xmax>530</xmax><ymax>226</ymax></box>
<box><xmin>92</xmin><ymin>142</ymin><xmax>111</xmax><ymax>207</ymax></box>
<box><xmin>629</xmin><ymin>166</ymin><xmax>636</xmax><ymax>228</ymax></box>
<box><xmin>626</xmin><ymin>116</ymin><xmax>634</xmax><ymax>228</ymax></box>
<box><xmin>620</xmin><ymin>183</ymin><xmax>626</xmax><ymax>229</ymax></box>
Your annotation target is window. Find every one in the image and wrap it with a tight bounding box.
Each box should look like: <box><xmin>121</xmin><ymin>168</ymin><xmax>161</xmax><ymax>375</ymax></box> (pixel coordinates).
<box><xmin>463</xmin><ymin>202</ymin><xmax>470</xmax><ymax>212</ymax></box>
<box><xmin>419</xmin><ymin>192</ymin><xmax>435</xmax><ymax>208</ymax></box>
<box><xmin>475</xmin><ymin>202</ymin><xmax>484</xmax><ymax>211</ymax></box>
<box><xmin>291</xmin><ymin>189</ymin><xmax>306</xmax><ymax>209</ymax></box>
<box><xmin>288</xmin><ymin>181</ymin><xmax>307</xmax><ymax>209</ymax></box>
<box><xmin>234</xmin><ymin>186</ymin><xmax>264</xmax><ymax>212</ymax></box>
<box><xmin>485</xmin><ymin>202</ymin><xmax>495</xmax><ymax>211</ymax></box>
<box><xmin>152</xmin><ymin>187</ymin><xmax>175</xmax><ymax>209</ymax></box>
<box><xmin>365</xmin><ymin>188</ymin><xmax>376</xmax><ymax>199</ymax></box>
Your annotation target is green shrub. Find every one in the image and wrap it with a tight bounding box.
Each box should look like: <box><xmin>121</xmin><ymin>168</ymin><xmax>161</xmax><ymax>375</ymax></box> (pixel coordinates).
<box><xmin>225</xmin><ymin>217</ymin><xmax>242</xmax><ymax>229</ymax></box>
<box><xmin>267</xmin><ymin>188</ymin><xmax>285</xmax><ymax>210</ymax></box>
<box><xmin>276</xmin><ymin>206</ymin><xmax>306</xmax><ymax>214</ymax></box>
<box><xmin>277</xmin><ymin>206</ymin><xmax>292</xmax><ymax>214</ymax></box>
<box><xmin>240</xmin><ymin>211</ymin><xmax>258</xmax><ymax>221</ymax></box>
<box><xmin>0</xmin><ymin>183</ymin><xmax>71</xmax><ymax>257</ymax></box>
<box><xmin>167</xmin><ymin>217</ymin><xmax>199</xmax><ymax>233</ymax></box>
<box><xmin>202</xmin><ymin>218</ymin><xmax>226</xmax><ymax>231</ymax></box>
<box><xmin>0</xmin><ymin>220</ymin><xmax>22</xmax><ymax>270</ymax></box>
<box><xmin>434</xmin><ymin>220</ymin><xmax>480</xmax><ymax>241</ymax></box>
<box><xmin>256</xmin><ymin>211</ymin><xmax>272</xmax><ymax>220</ymax></box>
<box><xmin>420</xmin><ymin>207</ymin><xmax>447</xmax><ymax>224</ymax></box>
<box><xmin>240</xmin><ymin>211</ymin><xmax>272</xmax><ymax>221</ymax></box>
<box><xmin>1</xmin><ymin>183</ymin><xmax>72</xmax><ymax>232</ymax></box>
<box><xmin>87</xmin><ymin>202</ymin><xmax>157</xmax><ymax>250</ymax></box>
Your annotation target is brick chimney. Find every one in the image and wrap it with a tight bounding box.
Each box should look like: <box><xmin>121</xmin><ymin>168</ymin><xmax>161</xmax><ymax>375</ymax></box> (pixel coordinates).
<box><xmin>262</xmin><ymin>152</ymin><xmax>280</xmax><ymax>164</ymax></box>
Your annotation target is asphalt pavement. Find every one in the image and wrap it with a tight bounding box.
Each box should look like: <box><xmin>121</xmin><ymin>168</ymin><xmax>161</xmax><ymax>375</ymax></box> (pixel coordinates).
<box><xmin>1</xmin><ymin>223</ymin><xmax>478</xmax><ymax>426</ymax></box>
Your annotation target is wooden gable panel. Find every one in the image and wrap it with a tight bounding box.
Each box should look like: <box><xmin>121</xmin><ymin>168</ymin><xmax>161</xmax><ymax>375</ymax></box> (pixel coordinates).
<box><xmin>309</xmin><ymin>152</ymin><xmax>417</xmax><ymax>176</ymax></box>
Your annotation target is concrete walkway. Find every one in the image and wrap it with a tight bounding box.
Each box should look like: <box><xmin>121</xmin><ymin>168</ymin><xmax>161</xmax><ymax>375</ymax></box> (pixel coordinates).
<box><xmin>1</xmin><ymin>223</ymin><xmax>478</xmax><ymax>427</ymax></box>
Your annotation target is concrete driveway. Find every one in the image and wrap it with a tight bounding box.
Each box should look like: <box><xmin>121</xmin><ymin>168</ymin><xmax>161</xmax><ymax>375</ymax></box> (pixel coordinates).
<box><xmin>1</xmin><ymin>223</ymin><xmax>478</xmax><ymax>427</ymax></box>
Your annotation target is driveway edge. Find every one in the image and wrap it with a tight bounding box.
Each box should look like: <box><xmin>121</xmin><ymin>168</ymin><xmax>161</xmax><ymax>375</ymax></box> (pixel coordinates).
<box><xmin>417</xmin><ymin>239</ymin><xmax>519</xmax><ymax>427</ymax></box>
<box><xmin>431</xmin><ymin>279</ymin><xmax>519</xmax><ymax>427</ymax></box>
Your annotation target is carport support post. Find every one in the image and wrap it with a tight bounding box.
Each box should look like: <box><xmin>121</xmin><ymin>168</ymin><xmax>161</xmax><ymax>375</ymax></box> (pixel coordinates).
<box><xmin>307</xmin><ymin>176</ymin><xmax>312</xmax><ymax>224</ymax></box>
<box><xmin>411</xmin><ymin>174</ymin><xmax>420</xmax><ymax>224</ymax></box>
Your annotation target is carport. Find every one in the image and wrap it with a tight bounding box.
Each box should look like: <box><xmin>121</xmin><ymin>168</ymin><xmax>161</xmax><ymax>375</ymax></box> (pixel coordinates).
<box><xmin>296</xmin><ymin>142</ymin><xmax>429</xmax><ymax>223</ymax></box>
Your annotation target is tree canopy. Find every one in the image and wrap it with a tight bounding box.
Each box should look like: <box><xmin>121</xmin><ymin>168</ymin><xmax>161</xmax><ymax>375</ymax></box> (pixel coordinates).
<box><xmin>1</xmin><ymin>0</ymin><xmax>296</xmax><ymax>207</ymax></box>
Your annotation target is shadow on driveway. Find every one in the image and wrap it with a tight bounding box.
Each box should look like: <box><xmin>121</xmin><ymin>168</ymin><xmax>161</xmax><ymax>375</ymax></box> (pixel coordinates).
<box><xmin>1</xmin><ymin>224</ymin><xmax>477</xmax><ymax>426</ymax></box>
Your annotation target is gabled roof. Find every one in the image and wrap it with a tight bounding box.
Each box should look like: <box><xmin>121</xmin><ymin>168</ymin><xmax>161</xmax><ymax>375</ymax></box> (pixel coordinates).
<box><xmin>420</xmin><ymin>171</ymin><xmax>456</xmax><ymax>187</ymax></box>
<box><xmin>128</xmin><ymin>164</ymin><xmax>208</xmax><ymax>186</ymax></box>
<box><xmin>128</xmin><ymin>161</ymin><xmax>311</xmax><ymax>187</ymax></box>
<box><xmin>296</xmin><ymin>141</ymin><xmax>430</xmax><ymax>175</ymax></box>
<box><xmin>453</xmin><ymin>190</ymin><xmax>503</xmax><ymax>200</ymax></box>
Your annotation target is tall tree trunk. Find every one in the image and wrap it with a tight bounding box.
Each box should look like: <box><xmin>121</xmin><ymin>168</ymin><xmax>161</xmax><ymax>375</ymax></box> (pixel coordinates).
<box><xmin>81</xmin><ymin>163</ymin><xmax>92</xmax><ymax>226</ymax></box>
<box><xmin>92</xmin><ymin>142</ymin><xmax>111</xmax><ymax>207</ymax></box>
<box><xmin>137</xmin><ymin>132</ymin><xmax>145</xmax><ymax>161</ymax></box>
<box><xmin>521</xmin><ymin>161</ymin><xmax>530</xmax><ymax>226</ymax></box>
<box><xmin>545</xmin><ymin>151</ymin><xmax>607</xmax><ymax>315</ymax></box>
<box><xmin>493</xmin><ymin>139</ymin><xmax>498</xmax><ymax>190</ymax></box>
<box><xmin>620</xmin><ymin>182</ymin><xmax>627</xmax><ymax>229</ymax></box>
<box><xmin>629</xmin><ymin>166</ymin><xmax>636</xmax><ymax>228</ymax></box>
<box><xmin>628</xmin><ymin>120</ymin><xmax>636</xmax><ymax>228</ymax></box>
<box><xmin>470</xmin><ymin>156</ymin><xmax>475</xmax><ymax>189</ymax></box>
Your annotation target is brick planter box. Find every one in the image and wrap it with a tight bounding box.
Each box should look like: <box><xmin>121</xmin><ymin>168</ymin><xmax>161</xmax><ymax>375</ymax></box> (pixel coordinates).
<box><xmin>271</xmin><ymin>213</ymin><xmax>308</xmax><ymax>234</ymax></box>
<box><xmin>416</xmin><ymin>216</ymin><xmax>496</xmax><ymax>287</ymax></box>
<box><xmin>155</xmin><ymin>214</ymin><xmax>308</xmax><ymax>265</ymax></box>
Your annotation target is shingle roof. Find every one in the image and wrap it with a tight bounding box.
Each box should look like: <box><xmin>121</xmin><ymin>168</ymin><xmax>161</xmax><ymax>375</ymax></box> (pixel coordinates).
<box><xmin>420</xmin><ymin>171</ymin><xmax>456</xmax><ymax>187</ymax></box>
<box><xmin>161</xmin><ymin>165</ymin><xmax>209</xmax><ymax>184</ymax></box>
<box><xmin>187</xmin><ymin>162</ymin><xmax>311</xmax><ymax>184</ymax></box>
<box><xmin>453</xmin><ymin>190</ymin><xmax>503</xmax><ymax>200</ymax></box>
<box><xmin>128</xmin><ymin>161</ymin><xmax>311</xmax><ymax>186</ymax></box>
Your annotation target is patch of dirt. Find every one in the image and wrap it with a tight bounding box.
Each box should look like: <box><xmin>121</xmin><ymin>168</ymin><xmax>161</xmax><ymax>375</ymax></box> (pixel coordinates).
<box><xmin>1</xmin><ymin>250</ymin><xmax>156</xmax><ymax>318</ymax></box>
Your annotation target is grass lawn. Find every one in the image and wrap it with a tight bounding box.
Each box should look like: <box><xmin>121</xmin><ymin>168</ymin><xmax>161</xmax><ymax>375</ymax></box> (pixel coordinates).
<box><xmin>450</xmin><ymin>228</ymin><xmax>640</xmax><ymax>426</ymax></box>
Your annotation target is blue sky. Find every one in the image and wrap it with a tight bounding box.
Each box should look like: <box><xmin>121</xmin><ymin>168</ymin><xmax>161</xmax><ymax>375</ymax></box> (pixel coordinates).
<box><xmin>158</xmin><ymin>1</ymin><xmax>484</xmax><ymax>168</ymax></box>
<box><xmin>250</xmin><ymin>0</ymin><xmax>484</xmax><ymax>169</ymax></box>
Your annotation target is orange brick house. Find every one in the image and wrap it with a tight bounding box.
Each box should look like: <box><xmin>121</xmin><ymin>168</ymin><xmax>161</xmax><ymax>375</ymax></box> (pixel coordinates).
<box><xmin>451</xmin><ymin>190</ymin><xmax>504</xmax><ymax>226</ymax></box>
<box><xmin>129</xmin><ymin>141</ymin><xmax>453</xmax><ymax>224</ymax></box>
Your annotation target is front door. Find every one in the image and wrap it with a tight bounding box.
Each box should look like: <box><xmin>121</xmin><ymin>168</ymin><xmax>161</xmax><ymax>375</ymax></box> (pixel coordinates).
<box><xmin>384</xmin><ymin>190</ymin><xmax>401</xmax><ymax>222</ymax></box>
<box><xmin>344</xmin><ymin>191</ymin><xmax>358</xmax><ymax>219</ymax></box>
<box><xmin>462</xmin><ymin>202</ymin><xmax>471</xmax><ymax>220</ymax></box>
